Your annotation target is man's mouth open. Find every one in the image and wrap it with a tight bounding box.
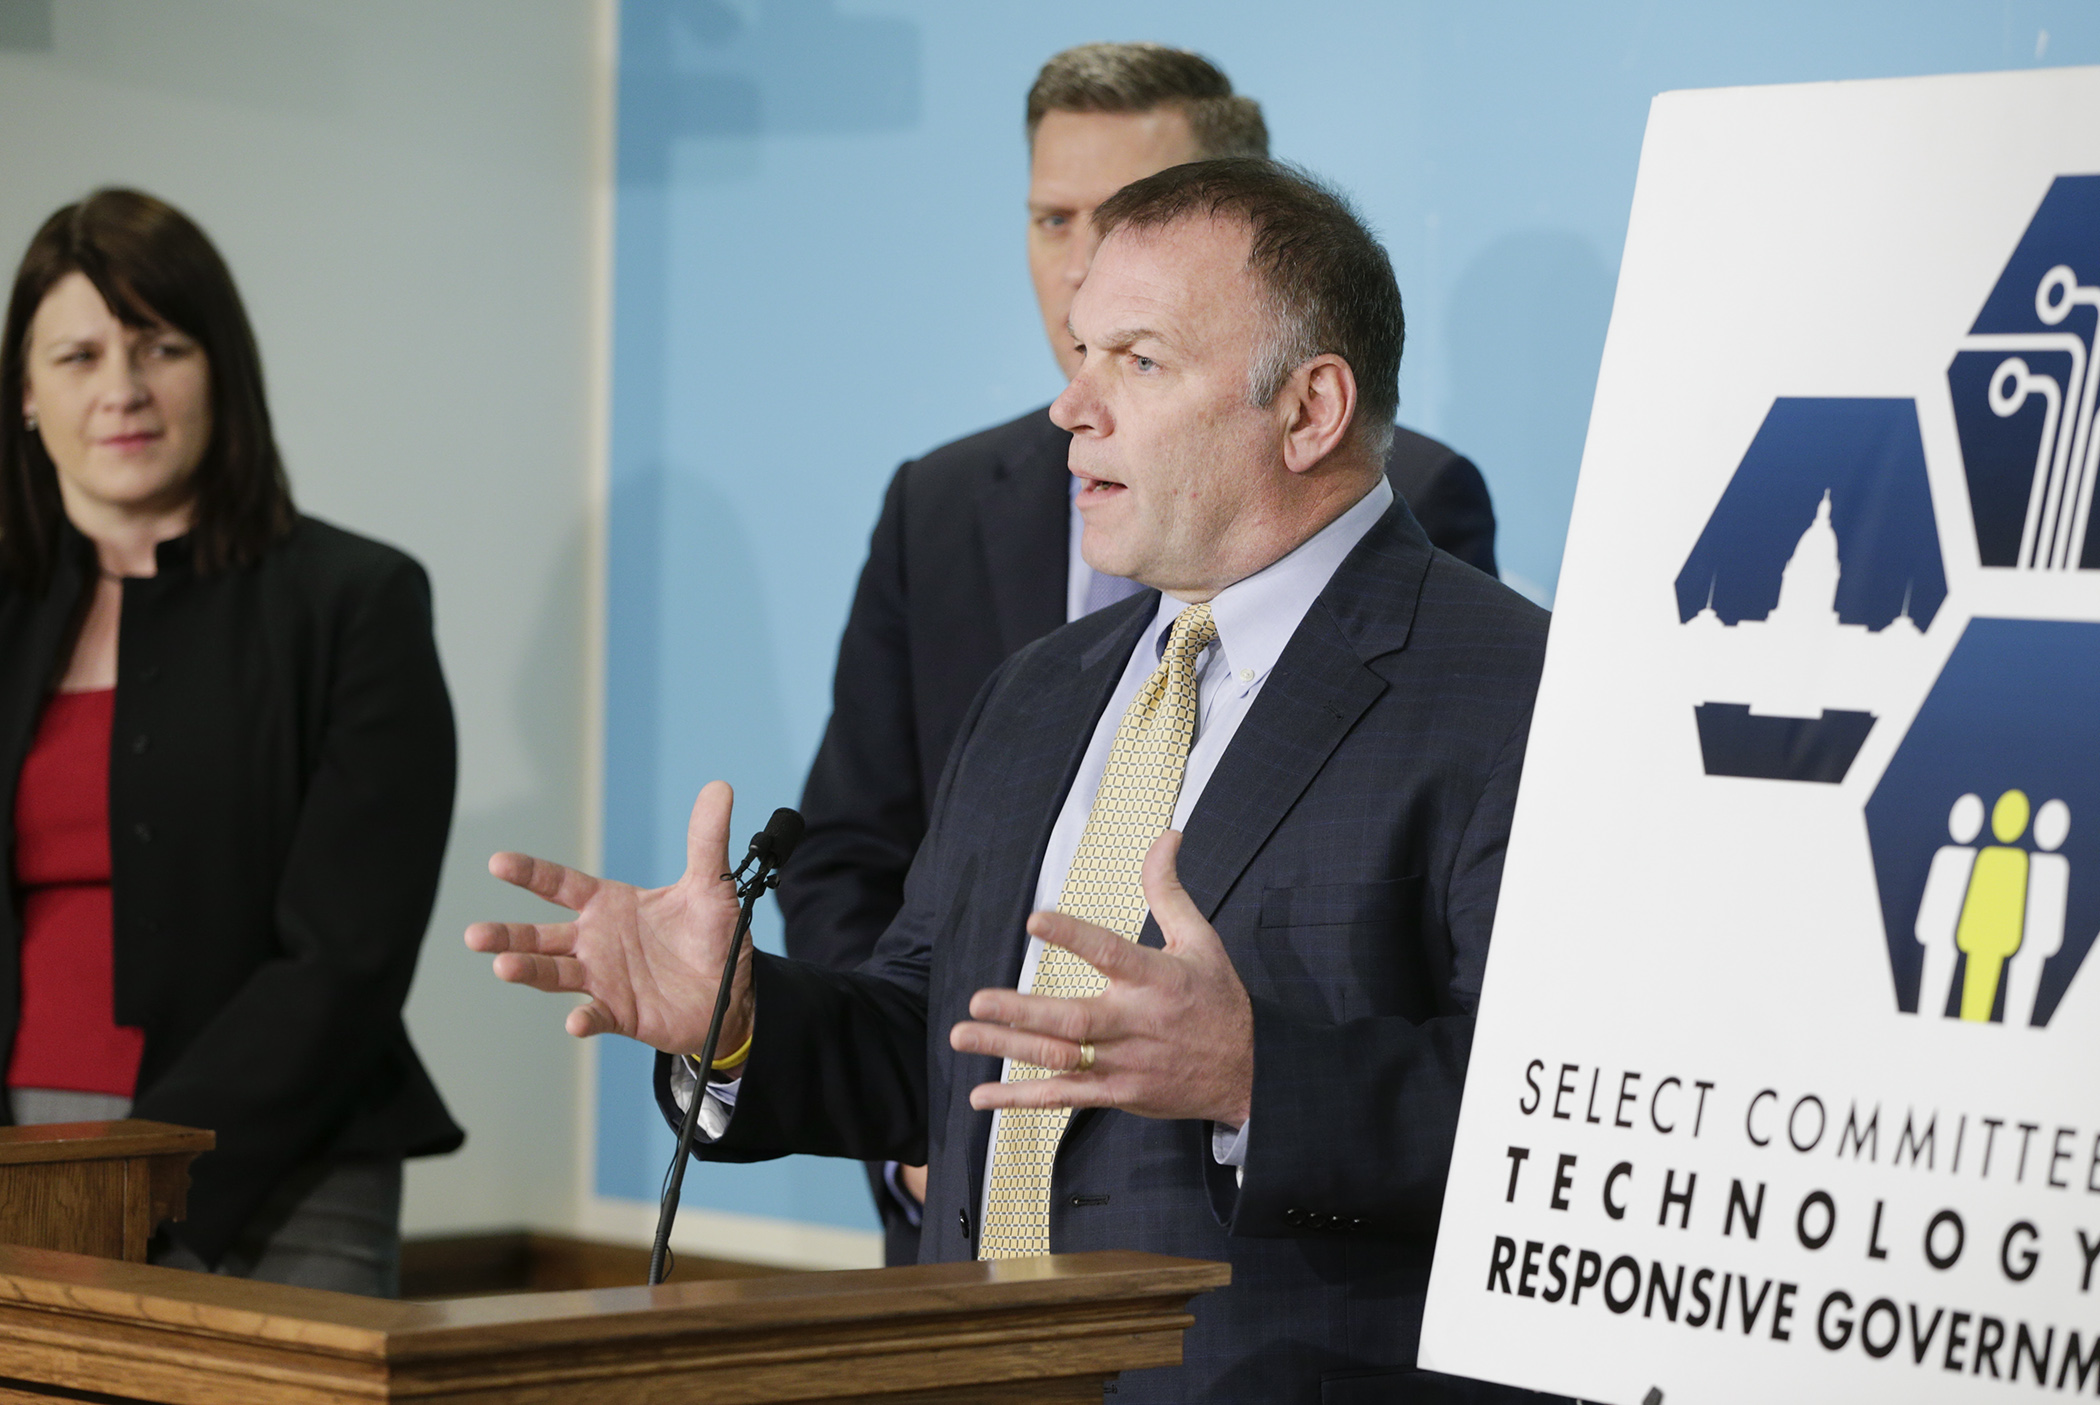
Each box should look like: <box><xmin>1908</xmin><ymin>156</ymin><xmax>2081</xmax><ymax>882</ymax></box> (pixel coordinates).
<box><xmin>1074</xmin><ymin>473</ymin><xmax>1127</xmax><ymax>503</ymax></box>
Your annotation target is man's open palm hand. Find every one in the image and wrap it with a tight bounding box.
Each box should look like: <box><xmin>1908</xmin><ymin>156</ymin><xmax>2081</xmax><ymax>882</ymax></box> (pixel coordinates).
<box><xmin>466</xmin><ymin>780</ymin><xmax>750</xmax><ymax>1057</ymax></box>
<box><xmin>949</xmin><ymin>830</ymin><xmax>1255</xmax><ymax>1128</ymax></box>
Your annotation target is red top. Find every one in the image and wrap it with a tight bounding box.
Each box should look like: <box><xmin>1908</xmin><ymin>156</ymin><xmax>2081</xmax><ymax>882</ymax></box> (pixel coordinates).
<box><xmin>8</xmin><ymin>688</ymin><xmax>144</xmax><ymax>1095</ymax></box>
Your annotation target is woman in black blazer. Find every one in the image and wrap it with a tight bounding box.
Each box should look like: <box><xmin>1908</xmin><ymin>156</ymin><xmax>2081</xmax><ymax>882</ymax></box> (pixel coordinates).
<box><xmin>0</xmin><ymin>190</ymin><xmax>460</xmax><ymax>1294</ymax></box>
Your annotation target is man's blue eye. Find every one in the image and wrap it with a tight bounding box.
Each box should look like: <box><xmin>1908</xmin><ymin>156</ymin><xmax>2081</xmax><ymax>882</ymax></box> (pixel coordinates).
<box><xmin>1134</xmin><ymin>356</ymin><xmax>1156</xmax><ymax>372</ymax></box>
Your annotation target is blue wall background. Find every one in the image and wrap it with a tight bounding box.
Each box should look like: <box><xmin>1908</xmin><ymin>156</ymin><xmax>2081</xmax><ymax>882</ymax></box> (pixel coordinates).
<box><xmin>601</xmin><ymin>0</ymin><xmax>2100</xmax><ymax>1233</ymax></box>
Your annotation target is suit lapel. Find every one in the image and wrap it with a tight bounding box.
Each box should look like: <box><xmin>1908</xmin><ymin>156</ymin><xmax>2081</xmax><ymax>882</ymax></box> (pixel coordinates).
<box><xmin>976</xmin><ymin>410</ymin><xmax>1072</xmax><ymax>655</ymax></box>
<box><xmin>1172</xmin><ymin>503</ymin><xmax>1433</xmax><ymax>922</ymax></box>
<box><xmin>1068</xmin><ymin>507</ymin><xmax>1433</xmax><ymax>1159</ymax></box>
<box><xmin>958</xmin><ymin>599</ymin><xmax>1150</xmax><ymax>1219</ymax></box>
<box><xmin>956</xmin><ymin>600</ymin><xmax>1153</xmax><ymax>999</ymax></box>
<box><xmin>980</xmin><ymin>506</ymin><xmax>1434</xmax><ymax>1192</ymax></box>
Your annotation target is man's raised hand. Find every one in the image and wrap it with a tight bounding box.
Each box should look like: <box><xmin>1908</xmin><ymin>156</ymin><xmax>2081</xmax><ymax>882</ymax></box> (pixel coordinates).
<box><xmin>466</xmin><ymin>780</ymin><xmax>751</xmax><ymax>1057</ymax></box>
<box><xmin>948</xmin><ymin>830</ymin><xmax>1255</xmax><ymax>1129</ymax></box>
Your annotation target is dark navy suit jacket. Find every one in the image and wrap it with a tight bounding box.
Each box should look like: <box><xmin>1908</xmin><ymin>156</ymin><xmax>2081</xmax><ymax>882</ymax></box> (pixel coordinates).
<box><xmin>781</xmin><ymin>405</ymin><xmax>1497</xmax><ymax>979</ymax></box>
<box><xmin>660</xmin><ymin>497</ymin><xmax>1549</xmax><ymax>1403</ymax></box>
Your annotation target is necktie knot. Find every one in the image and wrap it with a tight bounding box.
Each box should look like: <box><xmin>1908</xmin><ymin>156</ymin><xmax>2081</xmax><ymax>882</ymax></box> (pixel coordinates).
<box><xmin>1164</xmin><ymin>602</ymin><xmax>1218</xmax><ymax>671</ymax></box>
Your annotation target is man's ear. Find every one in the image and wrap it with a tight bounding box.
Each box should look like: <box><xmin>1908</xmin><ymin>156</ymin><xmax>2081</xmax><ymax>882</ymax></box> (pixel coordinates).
<box><xmin>1280</xmin><ymin>354</ymin><xmax>1357</xmax><ymax>475</ymax></box>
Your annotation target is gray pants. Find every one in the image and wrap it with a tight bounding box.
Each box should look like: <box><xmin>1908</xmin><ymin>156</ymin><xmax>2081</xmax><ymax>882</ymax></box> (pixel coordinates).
<box><xmin>9</xmin><ymin>1087</ymin><xmax>403</xmax><ymax>1298</ymax></box>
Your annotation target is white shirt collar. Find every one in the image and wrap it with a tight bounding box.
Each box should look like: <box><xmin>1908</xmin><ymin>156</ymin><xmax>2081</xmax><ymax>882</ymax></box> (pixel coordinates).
<box><xmin>1150</xmin><ymin>475</ymin><xmax>1394</xmax><ymax>678</ymax></box>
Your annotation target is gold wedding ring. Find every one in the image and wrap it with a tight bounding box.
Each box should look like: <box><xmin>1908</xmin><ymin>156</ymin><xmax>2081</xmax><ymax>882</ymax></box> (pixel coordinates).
<box><xmin>1076</xmin><ymin>1041</ymin><xmax>1096</xmax><ymax>1073</ymax></box>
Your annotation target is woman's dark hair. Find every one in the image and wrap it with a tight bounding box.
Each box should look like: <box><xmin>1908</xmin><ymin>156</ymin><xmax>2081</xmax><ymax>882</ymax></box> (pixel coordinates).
<box><xmin>0</xmin><ymin>189</ymin><xmax>295</xmax><ymax>589</ymax></box>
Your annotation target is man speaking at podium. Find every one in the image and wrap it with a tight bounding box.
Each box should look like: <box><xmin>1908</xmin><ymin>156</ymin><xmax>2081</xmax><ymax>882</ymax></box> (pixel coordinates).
<box><xmin>470</xmin><ymin>159</ymin><xmax>1547</xmax><ymax>1403</ymax></box>
<box><xmin>785</xmin><ymin>41</ymin><xmax>1499</xmax><ymax>1267</ymax></box>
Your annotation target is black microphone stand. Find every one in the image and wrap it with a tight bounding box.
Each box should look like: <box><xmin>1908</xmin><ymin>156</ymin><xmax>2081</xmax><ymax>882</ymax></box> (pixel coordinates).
<box><xmin>646</xmin><ymin>838</ymin><xmax>783</xmax><ymax>1286</ymax></box>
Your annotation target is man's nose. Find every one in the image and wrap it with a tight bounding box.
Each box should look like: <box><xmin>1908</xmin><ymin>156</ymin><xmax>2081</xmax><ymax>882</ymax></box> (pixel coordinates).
<box><xmin>1049</xmin><ymin>365</ymin><xmax>1102</xmax><ymax>435</ymax></box>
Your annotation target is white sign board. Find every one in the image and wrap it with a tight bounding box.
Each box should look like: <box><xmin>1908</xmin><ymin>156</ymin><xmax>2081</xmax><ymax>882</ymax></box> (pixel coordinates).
<box><xmin>1421</xmin><ymin>65</ymin><xmax>2100</xmax><ymax>1404</ymax></box>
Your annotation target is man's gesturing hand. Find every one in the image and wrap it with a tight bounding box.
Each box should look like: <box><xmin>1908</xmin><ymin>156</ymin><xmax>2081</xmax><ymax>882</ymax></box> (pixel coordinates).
<box><xmin>466</xmin><ymin>780</ymin><xmax>750</xmax><ymax>1058</ymax></box>
<box><xmin>949</xmin><ymin>830</ymin><xmax>1254</xmax><ymax>1128</ymax></box>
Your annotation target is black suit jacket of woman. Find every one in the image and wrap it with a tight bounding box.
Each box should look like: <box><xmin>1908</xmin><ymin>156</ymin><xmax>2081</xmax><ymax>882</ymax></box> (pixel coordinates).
<box><xmin>0</xmin><ymin>516</ymin><xmax>463</xmax><ymax>1264</ymax></box>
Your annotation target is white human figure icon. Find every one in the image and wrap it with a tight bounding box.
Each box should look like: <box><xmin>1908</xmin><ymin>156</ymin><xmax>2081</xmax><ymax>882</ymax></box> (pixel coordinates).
<box><xmin>2004</xmin><ymin>798</ymin><xmax>2071</xmax><ymax>1028</ymax></box>
<box><xmin>1916</xmin><ymin>793</ymin><xmax>1984</xmax><ymax>1017</ymax></box>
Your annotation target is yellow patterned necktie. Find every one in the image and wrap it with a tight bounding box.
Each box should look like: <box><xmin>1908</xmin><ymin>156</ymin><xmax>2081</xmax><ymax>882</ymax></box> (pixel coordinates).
<box><xmin>978</xmin><ymin>602</ymin><xmax>1218</xmax><ymax>1259</ymax></box>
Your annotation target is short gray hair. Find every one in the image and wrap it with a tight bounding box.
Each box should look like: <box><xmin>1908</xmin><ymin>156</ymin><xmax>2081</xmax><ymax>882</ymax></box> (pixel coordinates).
<box><xmin>1095</xmin><ymin>159</ymin><xmax>1403</xmax><ymax>459</ymax></box>
<box><xmin>1025</xmin><ymin>43</ymin><xmax>1267</xmax><ymax>160</ymax></box>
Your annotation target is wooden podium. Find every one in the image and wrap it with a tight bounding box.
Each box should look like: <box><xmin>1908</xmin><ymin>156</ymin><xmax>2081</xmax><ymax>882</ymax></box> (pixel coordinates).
<box><xmin>0</xmin><ymin>1119</ymin><xmax>212</xmax><ymax>1263</ymax></box>
<box><xmin>0</xmin><ymin>1123</ymin><xmax>1229</xmax><ymax>1404</ymax></box>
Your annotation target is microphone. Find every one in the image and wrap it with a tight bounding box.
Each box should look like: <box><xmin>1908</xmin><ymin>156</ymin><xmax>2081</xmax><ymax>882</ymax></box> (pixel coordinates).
<box><xmin>745</xmin><ymin>807</ymin><xmax>805</xmax><ymax>873</ymax></box>
<box><xmin>651</xmin><ymin>804</ymin><xmax>803</xmax><ymax>1286</ymax></box>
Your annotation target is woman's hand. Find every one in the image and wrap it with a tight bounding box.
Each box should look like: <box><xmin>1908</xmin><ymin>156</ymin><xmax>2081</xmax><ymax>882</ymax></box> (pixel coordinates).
<box><xmin>466</xmin><ymin>781</ymin><xmax>752</xmax><ymax>1056</ymax></box>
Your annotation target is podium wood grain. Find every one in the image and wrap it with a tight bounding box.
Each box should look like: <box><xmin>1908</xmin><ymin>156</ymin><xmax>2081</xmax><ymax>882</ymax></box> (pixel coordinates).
<box><xmin>0</xmin><ymin>1244</ymin><xmax>1229</xmax><ymax>1403</ymax></box>
<box><xmin>0</xmin><ymin>1122</ymin><xmax>212</xmax><ymax>1262</ymax></box>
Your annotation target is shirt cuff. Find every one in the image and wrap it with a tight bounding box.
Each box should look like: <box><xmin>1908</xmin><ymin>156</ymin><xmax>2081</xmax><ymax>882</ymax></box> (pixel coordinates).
<box><xmin>881</xmin><ymin>1161</ymin><xmax>924</xmax><ymax>1227</ymax></box>
<box><xmin>1211</xmin><ymin>1119</ymin><xmax>1249</xmax><ymax>1168</ymax></box>
<box><xmin>668</xmin><ymin>1055</ymin><xmax>740</xmax><ymax>1142</ymax></box>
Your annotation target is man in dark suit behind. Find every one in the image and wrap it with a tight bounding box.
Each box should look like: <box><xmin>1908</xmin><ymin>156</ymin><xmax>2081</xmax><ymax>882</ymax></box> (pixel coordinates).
<box><xmin>471</xmin><ymin>158</ymin><xmax>1547</xmax><ymax>1403</ymax></box>
<box><xmin>781</xmin><ymin>44</ymin><xmax>1497</xmax><ymax>1259</ymax></box>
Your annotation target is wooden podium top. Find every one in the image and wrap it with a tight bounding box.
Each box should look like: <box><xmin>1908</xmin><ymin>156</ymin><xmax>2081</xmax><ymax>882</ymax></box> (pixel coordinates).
<box><xmin>0</xmin><ymin>1243</ymin><xmax>1230</xmax><ymax>1403</ymax></box>
<box><xmin>0</xmin><ymin>1120</ymin><xmax>212</xmax><ymax>1167</ymax></box>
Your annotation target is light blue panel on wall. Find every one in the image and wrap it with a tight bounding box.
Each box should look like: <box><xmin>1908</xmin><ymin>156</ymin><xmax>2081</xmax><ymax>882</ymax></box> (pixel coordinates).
<box><xmin>602</xmin><ymin>0</ymin><xmax>2100</xmax><ymax>1229</ymax></box>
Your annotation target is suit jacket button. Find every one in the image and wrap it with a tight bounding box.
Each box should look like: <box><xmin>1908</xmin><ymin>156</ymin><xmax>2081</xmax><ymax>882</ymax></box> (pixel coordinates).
<box><xmin>1283</xmin><ymin>1208</ymin><xmax>1305</xmax><ymax>1228</ymax></box>
<box><xmin>1351</xmin><ymin>1217</ymin><xmax>1367</xmax><ymax>1232</ymax></box>
<box><xmin>133</xmin><ymin>823</ymin><xmax>152</xmax><ymax>844</ymax></box>
<box><xmin>137</xmin><ymin>665</ymin><xmax>160</xmax><ymax>682</ymax></box>
<box><xmin>130</xmin><ymin>734</ymin><xmax>149</xmax><ymax>755</ymax></box>
<box><xmin>958</xmin><ymin>1208</ymin><xmax>972</xmax><ymax>1240</ymax></box>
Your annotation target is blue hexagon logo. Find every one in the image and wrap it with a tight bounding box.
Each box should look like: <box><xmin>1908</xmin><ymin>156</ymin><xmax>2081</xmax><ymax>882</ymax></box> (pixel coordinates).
<box><xmin>1947</xmin><ymin>174</ymin><xmax>2100</xmax><ymax>570</ymax></box>
<box><xmin>1674</xmin><ymin>398</ymin><xmax>1947</xmax><ymax>784</ymax></box>
<box><xmin>1674</xmin><ymin>176</ymin><xmax>2100</xmax><ymax>1029</ymax></box>
<box><xmin>1866</xmin><ymin>619</ymin><xmax>2100</xmax><ymax>1027</ymax></box>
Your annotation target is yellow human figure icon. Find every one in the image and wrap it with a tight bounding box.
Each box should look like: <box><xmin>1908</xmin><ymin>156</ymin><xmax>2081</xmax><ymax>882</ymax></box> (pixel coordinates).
<box><xmin>1956</xmin><ymin>789</ymin><xmax>2031</xmax><ymax>1022</ymax></box>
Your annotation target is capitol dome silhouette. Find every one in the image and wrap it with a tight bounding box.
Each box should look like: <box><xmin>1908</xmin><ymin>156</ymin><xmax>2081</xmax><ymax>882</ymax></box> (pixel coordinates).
<box><xmin>1772</xmin><ymin>491</ymin><xmax>1841</xmax><ymax>628</ymax></box>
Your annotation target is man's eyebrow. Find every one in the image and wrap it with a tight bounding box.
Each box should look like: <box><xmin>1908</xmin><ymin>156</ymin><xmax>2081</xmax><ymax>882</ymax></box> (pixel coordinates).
<box><xmin>1064</xmin><ymin>321</ymin><xmax>1171</xmax><ymax>353</ymax></box>
<box><xmin>1099</xmin><ymin>326</ymin><xmax>1170</xmax><ymax>351</ymax></box>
